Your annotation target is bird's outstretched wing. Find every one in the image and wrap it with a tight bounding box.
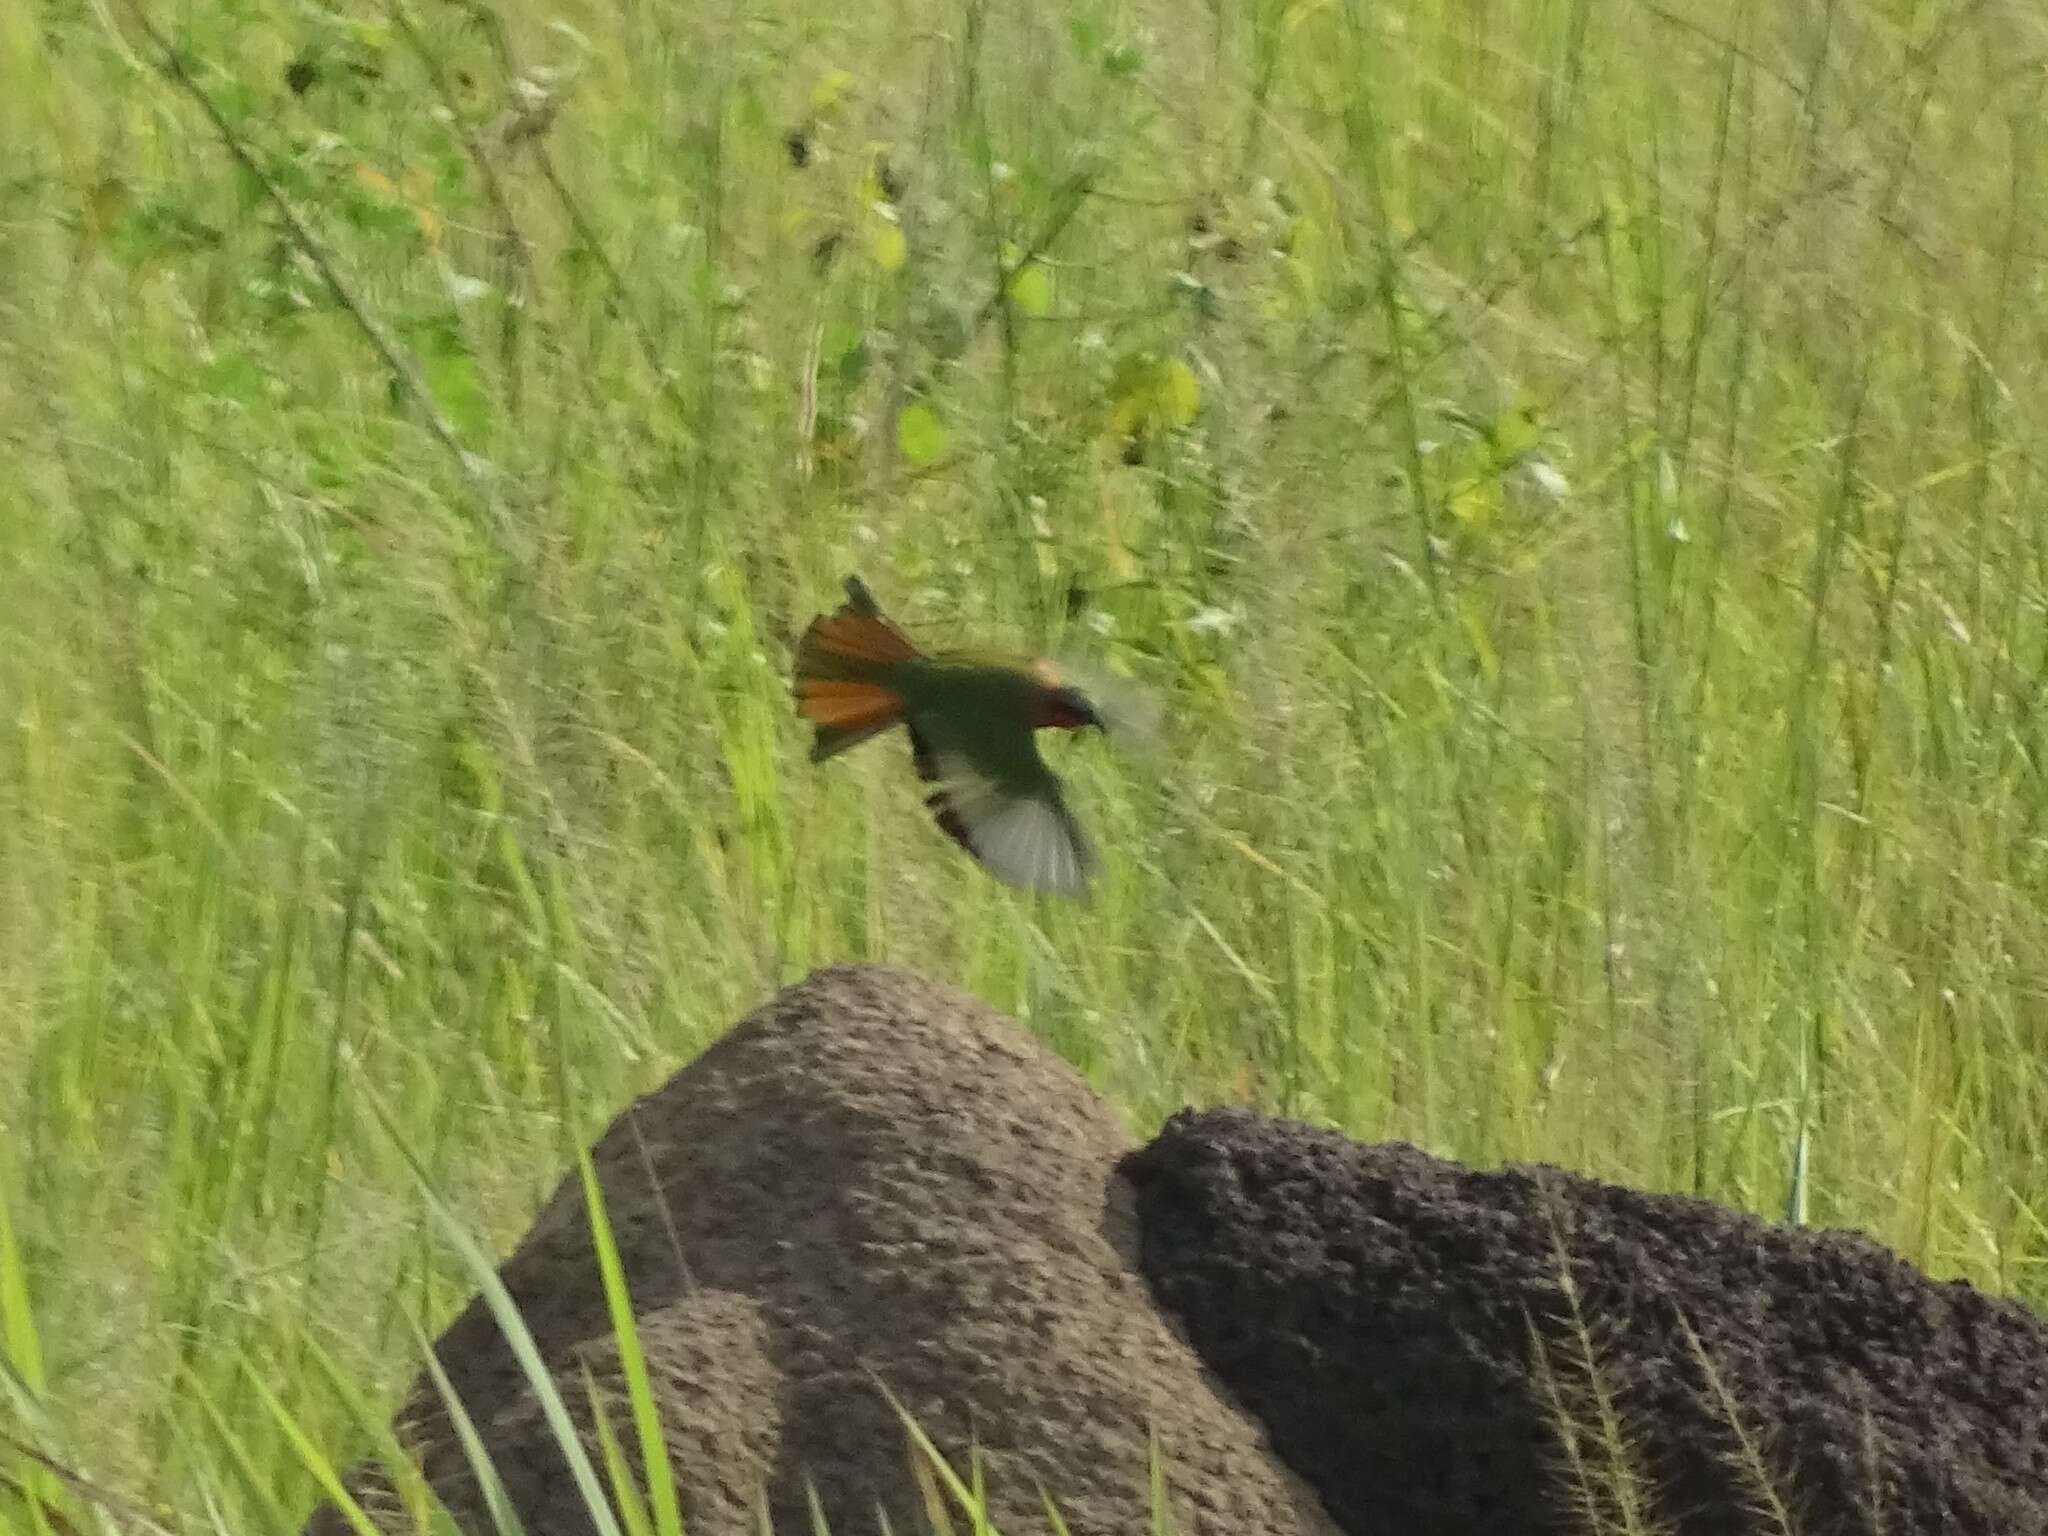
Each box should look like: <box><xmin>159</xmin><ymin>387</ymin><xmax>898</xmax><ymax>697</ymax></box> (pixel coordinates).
<box><xmin>906</xmin><ymin>726</ymin><xmax>1096</xmax><ymax>897</ymax></box>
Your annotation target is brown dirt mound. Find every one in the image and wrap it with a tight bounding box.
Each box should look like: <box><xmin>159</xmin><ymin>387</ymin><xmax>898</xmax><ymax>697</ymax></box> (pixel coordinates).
<box><xmin>1121</xmin><ymin>1107</ymin><xmax>2048</xmax><ymax>1536</ymax></box>
<box><xmin>303</xmin><ymin>966</ymin><xmax>1337</xmax><ymax>1536</ymax></box>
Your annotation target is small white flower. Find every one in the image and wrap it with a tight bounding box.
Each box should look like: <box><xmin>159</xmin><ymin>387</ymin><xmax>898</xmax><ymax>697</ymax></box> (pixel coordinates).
<box><xmin>1185</xmin><ymin>606</ymin><xmax>1239</xmax><ymax>637</ymax></box>
<box><xmin>440</xmin><ymin>265</ymin><xmax>490</xmax><ymax>305</ymax></box>
<box><xmin>1528</xmin><ymin>458</ymin><xmax>1571</xmax><ymax>500</ymax></box>
<box><xmin>547</xmin><ymin>20</ymin><xmax>593</xmax><ymax>52</ymax></box>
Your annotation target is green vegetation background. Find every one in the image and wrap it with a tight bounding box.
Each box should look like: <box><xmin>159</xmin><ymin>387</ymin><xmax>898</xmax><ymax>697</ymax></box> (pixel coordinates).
<box><xmin>3</xmin><ymin>0</ymin><xmax>2046</xmax><ymax>1521</ymax></box>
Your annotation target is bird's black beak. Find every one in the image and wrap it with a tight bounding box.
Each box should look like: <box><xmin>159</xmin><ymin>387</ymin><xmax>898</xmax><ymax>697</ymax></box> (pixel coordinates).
<box><xmin>1053</xmin><ymin>687</ymin><xmax>1105</xmax><ymax>731</ymax></box>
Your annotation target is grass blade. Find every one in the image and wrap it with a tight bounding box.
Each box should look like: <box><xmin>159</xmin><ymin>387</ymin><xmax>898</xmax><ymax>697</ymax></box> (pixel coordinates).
<box><xmin>416</xmin><ymin>1328</ymin><xmax>530</xmax><ymax>1536</ymax></box>
<box><xmin>358</xmin><ymin>1083</ymin><xmax>627</xmax><ymax>1536</ymax></box>
<box><xmin>577</xmin><ymin>1150</ymin><xmax>686</xmax><ymax>1536</ymax></box>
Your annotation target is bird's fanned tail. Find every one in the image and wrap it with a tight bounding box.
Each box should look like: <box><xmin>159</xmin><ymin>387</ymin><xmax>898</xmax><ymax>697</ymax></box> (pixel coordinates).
<box><xmin>794</xmin><ymin>576</ymin><xmax>923</xmax><ymax>761</ymax></box>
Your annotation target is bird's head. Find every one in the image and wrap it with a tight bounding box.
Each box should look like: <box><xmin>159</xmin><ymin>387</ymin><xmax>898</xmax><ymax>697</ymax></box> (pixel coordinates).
<box><xmin>1034</xmin><ymin>682</ymin><xmax>1105</xmax><ymax>733</ymax></box>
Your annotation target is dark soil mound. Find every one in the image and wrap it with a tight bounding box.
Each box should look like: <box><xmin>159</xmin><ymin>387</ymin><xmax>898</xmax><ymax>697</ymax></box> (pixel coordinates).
<box><xmin>1122</xmin><ymin>1107</ymin><xmax>2048</xmax><ymax>1536</ymax></box>
<box><xmin>304</xmin><ymin>967</ymin><xmax>1337</xmax><ymax>1536</ymax></box>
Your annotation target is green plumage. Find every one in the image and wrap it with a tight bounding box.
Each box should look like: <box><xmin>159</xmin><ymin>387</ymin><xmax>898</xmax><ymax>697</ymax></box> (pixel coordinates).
<box><xmin>880</xmin><ymin>658</ymin><xmax>1062</xmax><ymax>794</ymax></box>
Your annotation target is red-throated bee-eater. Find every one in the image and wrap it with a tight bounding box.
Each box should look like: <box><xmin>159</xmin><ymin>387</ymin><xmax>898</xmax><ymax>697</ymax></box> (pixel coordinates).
<box><xmin>793</xmin><ymin>575</ymin><xmax>1126</xmax><ymax>896</ymax></box>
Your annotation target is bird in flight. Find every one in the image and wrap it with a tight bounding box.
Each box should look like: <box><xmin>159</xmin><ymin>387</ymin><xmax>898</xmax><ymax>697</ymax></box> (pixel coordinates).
<box><xmin>793</xmin><ymin>575</ymin><xmax>1131</xmax><ymax>896</ymax></box>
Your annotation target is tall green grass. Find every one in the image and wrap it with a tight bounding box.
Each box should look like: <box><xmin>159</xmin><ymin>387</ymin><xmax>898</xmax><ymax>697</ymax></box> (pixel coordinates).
<box><xmin>3</xmin><ymin>0</ymin><xmax>2047</xmax><ymax>1524</ymax></box>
